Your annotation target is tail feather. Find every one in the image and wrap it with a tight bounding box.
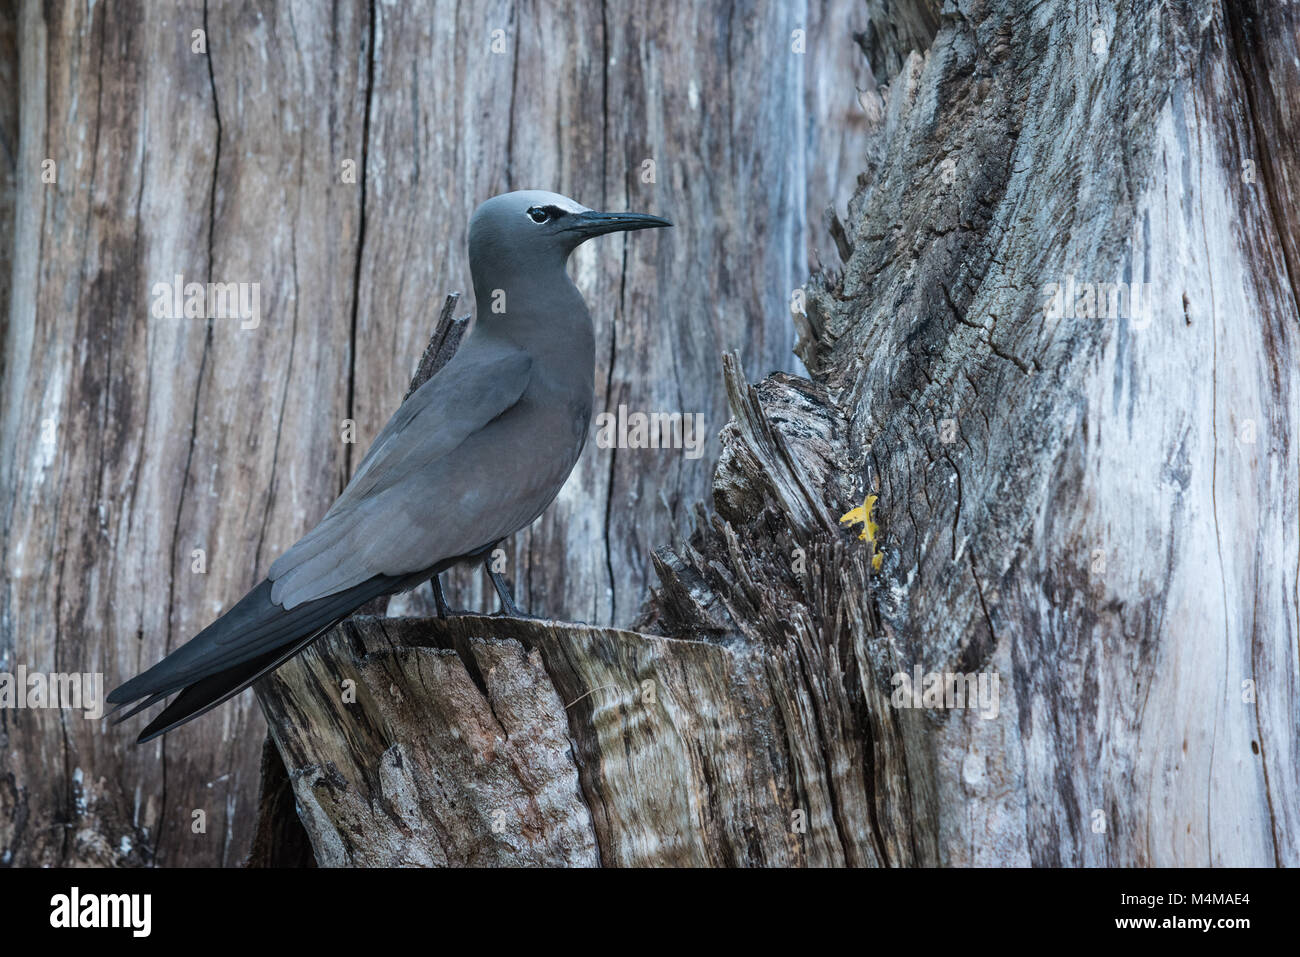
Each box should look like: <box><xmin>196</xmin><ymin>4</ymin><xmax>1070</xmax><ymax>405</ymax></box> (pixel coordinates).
<box><xmin>109</xmin><ymin>692</ymin><xmax>169</xmax><ymax>724</ymax></box>
<box><xmin>111</xmin><ymin>571</ymin><xmax>420</xmax><ymax>742</ymax></box>
<box><xmin>135</xmin><ymin>625</ymin><xmax>332</xmax><ymax>743</ymax></box>
<box><xmin>110</xmin><ymin>574</ymin><xmax>408</xmax><ymax>706</ymax></box>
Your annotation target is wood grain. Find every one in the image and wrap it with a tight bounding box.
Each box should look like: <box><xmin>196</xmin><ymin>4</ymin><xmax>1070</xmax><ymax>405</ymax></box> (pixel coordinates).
<box><xmin>788</xmin><ymin>0</ymin><xmax>1299</xmax><ymax>865</ymax></box>
<box><xmin>266</xmin><ymin>0</ymin><xmax>1298</xmax><ymax>867</ymax></box>
<box><xmin>0</xmin><ymin>0</ymin><xmax>871</xmax><ymax>865</ymax></box>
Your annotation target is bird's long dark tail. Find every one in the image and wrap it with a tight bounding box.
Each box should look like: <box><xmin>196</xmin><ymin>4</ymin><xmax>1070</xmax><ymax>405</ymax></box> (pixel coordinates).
<box><xmin>109</xmin><ymin>572</ymin><xmax>415</xmax><ymax>743</ymax></box>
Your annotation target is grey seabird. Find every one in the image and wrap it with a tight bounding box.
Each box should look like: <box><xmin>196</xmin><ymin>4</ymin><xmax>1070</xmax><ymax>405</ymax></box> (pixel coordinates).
<box><xmin>109</xmin><ymin>189</ymin><xmax>671</xmax><ymax>742</ymax></box>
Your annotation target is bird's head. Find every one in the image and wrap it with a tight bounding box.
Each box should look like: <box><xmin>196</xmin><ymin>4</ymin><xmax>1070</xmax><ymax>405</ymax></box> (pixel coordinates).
<box><xmin>468</xmin><ymin>189</ymin><xmax>671</xmax><ymax>275</ymax></box>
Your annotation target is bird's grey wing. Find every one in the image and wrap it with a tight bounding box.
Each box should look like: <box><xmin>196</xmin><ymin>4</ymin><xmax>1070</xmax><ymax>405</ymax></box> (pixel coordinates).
<box><xmin>342</xmin><ymin>341</ymin><xmax>529</xmax><ymax>503</ymax></box>
<box><xmin>268</xmin><ymin>341</ymin><xmax>532</xmax><ymax>608</ymax></box>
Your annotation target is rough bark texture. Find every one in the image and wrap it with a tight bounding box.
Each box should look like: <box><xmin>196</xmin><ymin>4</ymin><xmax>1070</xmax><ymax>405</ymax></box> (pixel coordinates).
<box><xmin>0</xmin><ymin>0</ymin><xmax>871</xmax><ymax>865</ymax></box>
<box><xmin>259</xmin><ymin>308</ymin><xmax>887</xmax><ymax>866</ymax></box>
<box><xmin>261</xmin><ymin>0</ymin><xmax>1298</xmax><ymax>867</ymax></box>
<box><xmin>5</xmin><ymin>0</ymin><xmax>1296</xmax><ymax>869</ymax></box>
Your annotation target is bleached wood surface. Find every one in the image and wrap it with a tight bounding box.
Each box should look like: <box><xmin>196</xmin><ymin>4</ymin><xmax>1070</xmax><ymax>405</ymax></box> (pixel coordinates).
<box><xmin>798</xmin><ymin>0</ymin><xmax>1298</xmax><ymax>865</ymax></box>
<box><xmin>263</xmin><ymin>0</ymin><xmax>1298</xmax><ymax>866</ymax></box>
<box><xmin>0</xmin><ymin>0</ymin><xmax>871</xmax><ymax>866</ymax></box>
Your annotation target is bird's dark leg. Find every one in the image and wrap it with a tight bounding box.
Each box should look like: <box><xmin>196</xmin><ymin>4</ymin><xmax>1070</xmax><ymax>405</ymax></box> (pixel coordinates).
<box><xmin>484</xmin><ymin>558</ymin><xmax>531</xmax><ymax>618</ymax></box>
<box><xmin>430</xmin><ymin>575</ymin><xmax>453</xmax><ymax>618</ymax></box>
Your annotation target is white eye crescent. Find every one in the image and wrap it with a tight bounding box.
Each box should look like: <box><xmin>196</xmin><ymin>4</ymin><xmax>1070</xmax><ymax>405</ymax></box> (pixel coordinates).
<box><xmin>527</xmin><ymin>206</ymin><xmax>550</xmax><ymax>224</ymax></box>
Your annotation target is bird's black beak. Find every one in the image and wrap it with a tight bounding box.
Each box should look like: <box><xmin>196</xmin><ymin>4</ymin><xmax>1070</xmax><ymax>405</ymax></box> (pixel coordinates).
<box><xmin>566</xmin><ymin>210</ymin><xmax>673</xmax><ymax>238</ymax></box>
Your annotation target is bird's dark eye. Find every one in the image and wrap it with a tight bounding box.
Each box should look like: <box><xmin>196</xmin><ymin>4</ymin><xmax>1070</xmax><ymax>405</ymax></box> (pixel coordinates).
<box><xmin>527</xmin><ymin>206</ymin><xmax>550</xmax><ymax>224</ymax></box>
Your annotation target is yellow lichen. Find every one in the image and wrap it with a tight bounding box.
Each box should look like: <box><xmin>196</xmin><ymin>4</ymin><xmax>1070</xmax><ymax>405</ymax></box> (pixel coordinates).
<box><xmin>839</xmin><ymin>494</ymin><xmax>884</xmax><ymax>571</ymax></box>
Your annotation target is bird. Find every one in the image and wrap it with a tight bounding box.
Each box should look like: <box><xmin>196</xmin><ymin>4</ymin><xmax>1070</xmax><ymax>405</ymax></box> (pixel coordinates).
<box><xmin>108</xmin><ymin>189</ymin><xmax>671</xmax><ymax>743</ymax></box>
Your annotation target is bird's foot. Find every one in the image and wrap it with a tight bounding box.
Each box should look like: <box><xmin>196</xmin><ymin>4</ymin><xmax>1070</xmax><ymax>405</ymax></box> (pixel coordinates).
<box><xmin>430</xmin><ymin>576</ymin><xmax>478</xmax><ymax>619</ymax></box>
<box><xmin>490</xmin><ymin>607</ymin><xmax>543</xmax><ymax>621</ymax></box>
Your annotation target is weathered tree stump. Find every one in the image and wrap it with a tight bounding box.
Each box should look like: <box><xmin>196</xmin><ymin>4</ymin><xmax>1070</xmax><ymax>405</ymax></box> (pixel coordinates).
<box><xmin>256</xmin><ymin>0</ymin><xmax>1299</xmax><ymax>867</ymax></box>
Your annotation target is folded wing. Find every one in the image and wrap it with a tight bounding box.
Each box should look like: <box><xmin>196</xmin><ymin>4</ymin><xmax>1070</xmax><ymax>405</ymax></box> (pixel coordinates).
<box><xmin>269</xmin><ymin>339</ymin><xmax>531</xmax><ymax>609</ymax></box>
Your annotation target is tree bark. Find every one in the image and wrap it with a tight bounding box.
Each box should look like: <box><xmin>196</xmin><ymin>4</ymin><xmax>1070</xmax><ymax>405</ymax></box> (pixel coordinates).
<box><xmin>5</xmin><ymin>0</ymin><xmax>1296</xmax><ymax>869</ymax></box>
<box><xmin>260</xmin><ymin>0</ymin><xmax>1299</xmax><ymax>866</ymax></box>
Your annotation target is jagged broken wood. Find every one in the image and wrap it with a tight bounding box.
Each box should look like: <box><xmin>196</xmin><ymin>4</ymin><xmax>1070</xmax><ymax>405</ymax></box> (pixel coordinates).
<box><xmin>253</xmin><ymin>0</ymin><xmax>1299</xmax><ymax>867</ymax></box>
<box><xmin>253</xmin><ymin>299</ymin><xmax>899</xmax><ymax>866</ymax></box>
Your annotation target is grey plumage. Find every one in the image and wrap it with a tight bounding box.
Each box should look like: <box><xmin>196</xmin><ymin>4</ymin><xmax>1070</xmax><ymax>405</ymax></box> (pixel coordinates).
<box><xmin>109</xmin><ymin>189</ymin><xmax>670</xmax><ymax>741</ymax></box>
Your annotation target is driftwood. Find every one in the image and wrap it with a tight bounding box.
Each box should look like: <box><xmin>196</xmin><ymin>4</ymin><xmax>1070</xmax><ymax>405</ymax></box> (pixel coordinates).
<box><xmin>255</xmin><ymin>0</ymin><xmax>1299</xmax><ymax>867</ymax></box>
